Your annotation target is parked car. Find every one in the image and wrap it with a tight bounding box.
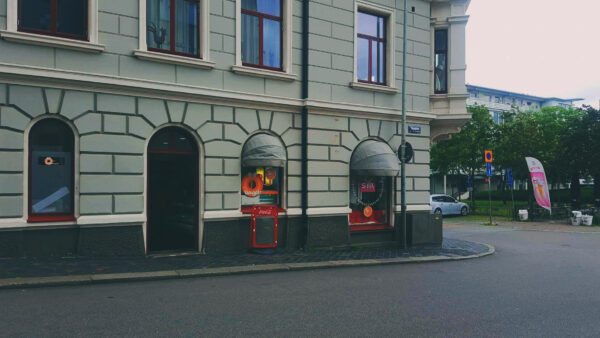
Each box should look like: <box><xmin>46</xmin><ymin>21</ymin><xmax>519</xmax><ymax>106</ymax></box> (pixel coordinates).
<box><xmin>430</xmin><ymin>194</ymin><xmax>469</xmax><ymax>216</ymax></box>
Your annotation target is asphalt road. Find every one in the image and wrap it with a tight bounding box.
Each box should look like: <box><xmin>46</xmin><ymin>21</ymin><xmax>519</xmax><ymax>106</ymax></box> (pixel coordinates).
<box><xmin>2</xmin><ymin>224</ymin><xmax>600</xmax><ymax>337</ymax></box>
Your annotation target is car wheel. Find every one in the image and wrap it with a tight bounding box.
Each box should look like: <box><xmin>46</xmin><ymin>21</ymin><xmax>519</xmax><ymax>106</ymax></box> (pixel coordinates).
<box><xmin>434</xmin><ymin>208</ymin><xmax>442</xmax><ymax>216</ymax></box>
<box><xmin>461</xmin><ymin>206</ymin><xmax>468</xmax><ymax>216</ymax></box>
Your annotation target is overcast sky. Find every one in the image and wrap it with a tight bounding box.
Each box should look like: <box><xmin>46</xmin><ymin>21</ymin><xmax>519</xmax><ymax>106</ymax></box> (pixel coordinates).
<box><xmin>466</xmin><ymin>0</ymin><xmax>599</xmax><ymax>108</ymax></box>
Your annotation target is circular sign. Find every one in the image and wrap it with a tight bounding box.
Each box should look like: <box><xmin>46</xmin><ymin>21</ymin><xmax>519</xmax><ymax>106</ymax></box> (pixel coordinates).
<box><xmin>265</xmin><ymin>168</ymin><xmax>277</xmax><ymax>180</ymax></box>
<box><xmin>242</xmin><ymin>175</ymin><xmax>264</xmax><ymax>197</ymax></box>
<box><xmin>44</xmin><ymin>157</ymin><xmax>54</xmax><ymax>165</ymax></box>
<box><xmin>363</xmin><ymin>206</ymin><xmax>373</xmax><ymax>217</ymax></box>
<box><xmin>398</xmin><ymin>142</ymin><xmax>413</xmax><ymax>163</ymax></box>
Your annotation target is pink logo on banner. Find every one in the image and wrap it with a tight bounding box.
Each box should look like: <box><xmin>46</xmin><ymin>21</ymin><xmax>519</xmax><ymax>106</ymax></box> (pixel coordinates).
<box><xmin>525</xmin><ymin>157</ymin><xmax>551</xmax><ymax>212</ymax></box>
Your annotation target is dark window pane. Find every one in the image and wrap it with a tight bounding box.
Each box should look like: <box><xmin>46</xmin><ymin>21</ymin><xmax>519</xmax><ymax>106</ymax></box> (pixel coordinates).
<box><xmin>29</xmin><ymin>119</ymin><xmax>74</xmax><ymax>215</ymax></box>
<box><xmin>357</xmin><ymin>38</ymin><xmax>369</xmax><ymax>81</ymax></box>
<box><xmin>435</xmin><ymin>29</ymin><xmax>447</xmax><ymax>52</ymax></box>
<box><xmin>175</xmin><ymin>0</ymin><xmax>198</xmax><ymax>55</ymax></box>
<box><xmin>57</xmin><ymin>0</ymin><xmax>87</xmax><ymax>37</ymax></box>
<box><xmin>434</xmin><ymin>53</ymin><xmax>447</xmax><ymax>92</ymax></box>
<box><xmin>242</xmin><ymin>13</ymin><xmax>260</xmax><ymax>64</ymax></box>
<box><xmin>171</xmin><ymin>129</ymin><xmax>195</xmax><ymax>152</ymax></box>
<box><xmin>242</xmin><ymin>0</ymin><xmax>280</xmax><ymax>16</ymax></box>
<box><xmin>370</xmin><ymin>40</ymin><xmax>384</xmax><ymax>83</ymax></box>
<box><xmin>358</xmin><ymin>12</ymin><xmax>384</xmax><ymax>39</ymax></box>
<box><xmin>263</xmin><ymin>19</ymin><xmax>281</xmax><ymax>68</ymax></box>
<box><xmin>20</xmin><ymin>0</ymin><xmax>51</xmax><ymax>31</ymax></box>
<box><xmin>147</xmin><ymin>0</ymin><xmax>171</xmax><ymax>50</ymax></box>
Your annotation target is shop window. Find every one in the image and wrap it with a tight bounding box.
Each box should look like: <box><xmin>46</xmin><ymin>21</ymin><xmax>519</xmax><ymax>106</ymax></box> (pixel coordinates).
<box><xmin>434</xmin><ymin>29</ymin><xmax>448</xmax><ymax>94</ymax></box>
<box><xmin>241</xmin><ymin>166</ymin><xmax>281</xmax><ymax>207</ymax></box>
<box><xmin>357</xmin><ymin>11</ymin><xmax>386</xmax><ymax>85</ymax></box>
<box><xmin>349</xmin><ymin>176</ymin><xmax>391</xmax><ymax>229</ymax></box>
<box><xmin>147</xmin><ymin>0</ymin><xmax>200</xmax><ymax>57</ymax></box>
<box><xmin>18</xmin><ymin>0</ymin><xmax>88</xmax><ymax>40</ymax></box>
<box><xmin>241</xmin><ymin>0</ymin><xmax>282</xmax><ymax>70</ymax></box>
<box><xmin>28</xmin><ymin>119</ymin><xmax>75</xmax><ymax>222</ymax></box>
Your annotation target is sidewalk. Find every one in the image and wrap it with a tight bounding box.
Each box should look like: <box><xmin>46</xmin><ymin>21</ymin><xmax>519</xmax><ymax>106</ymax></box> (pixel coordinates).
<box><xmin>0</xmin><ymin>238</ymin><xmax>493</xmax><ymax>289</ymax></box>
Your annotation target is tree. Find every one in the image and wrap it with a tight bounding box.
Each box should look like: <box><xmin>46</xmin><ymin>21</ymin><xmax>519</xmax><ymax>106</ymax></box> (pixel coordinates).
<box><xmin>431</xmin><ymin>105</ymin><xmax>495</xmax><ymax>209</ymax></box>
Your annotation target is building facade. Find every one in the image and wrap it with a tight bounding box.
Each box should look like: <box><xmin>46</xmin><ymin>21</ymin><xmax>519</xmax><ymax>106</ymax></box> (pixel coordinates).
<box><xmin>467</xmin><ymin>84</ymin><xmax>583</xmax><ymax>123</ymax></box>
<box><xmin>0</xmin><ymin>0</ymin><xmax>470</xmax><ymax>257</ymax></box>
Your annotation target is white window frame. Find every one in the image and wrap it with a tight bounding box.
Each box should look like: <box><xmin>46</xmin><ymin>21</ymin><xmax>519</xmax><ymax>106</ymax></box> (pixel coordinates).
<box><xmin>232</xmin><ymin>0</ymin><xmax>296</xmax><ymax>81</ymax></box>
<box><xmin>134</xmin><ymin>0</ymin><xmax>214</xmax><ymax>69</ymax></box>
<box><xmin>350</xmin><ymin>1</ymin><xmax>396</xmax><ymax>94</ymax></box>
<box><xmin>0</xmin><ymin>0</ymin><xmax>104</xmax><ymax>53</ymax></box>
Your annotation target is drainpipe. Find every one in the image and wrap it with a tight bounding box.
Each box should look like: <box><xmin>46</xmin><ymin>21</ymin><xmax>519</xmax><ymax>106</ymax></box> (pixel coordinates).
<box><xmin>301</xmin><ymin>0</ymin><xmax>309</xmax><ymax>250</ymax></box>
<box><xmin>400</xmin><ymin>0</ymin><xmax>408</xmax><ymax>248</ymax></box>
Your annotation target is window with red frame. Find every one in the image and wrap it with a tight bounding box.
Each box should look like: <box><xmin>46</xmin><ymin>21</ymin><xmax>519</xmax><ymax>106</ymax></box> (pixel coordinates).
<box><xmin>349</xmin><ymin>176</ymin><xmax>391</xmax><ymax>230</ymax></box>
<box><xmin>18</xmin><ymin>0</ymin><xmax>88</xmax><ymax>40</ymax></box>
<box><xmin>147</xmin><ymin>0</ymin><xmax>200</xmax><ymax>57</ymax></box>
<box><xmin>241</xmin><ymin>0</ymin><xmax>282</xmax><ymax>70</ymax></box>
<box><xmin>357</xmin><ymin>11</ymin><xmax>386</xmax><ymax>85</ymax></box>
<box><xmin>28</xmin><ymin>119</ymin><xmax>75</xmax><ymax>223</ymax></box>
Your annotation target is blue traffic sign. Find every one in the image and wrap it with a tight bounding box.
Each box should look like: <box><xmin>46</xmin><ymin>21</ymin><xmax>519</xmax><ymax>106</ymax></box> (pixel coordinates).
<box><xmin>466</xmin><ymin>175</ymin><xmax>473</xmax><ymax>188</ymax></box>
<box><xmin>486</xmin><ymin>163</ymin><xmax>492</xmax><ymax>177</ymax></box>
<box><xmin>506</xmin><ymin>168</ymin><xmax>514</xmax><ymax>188</ymax></box>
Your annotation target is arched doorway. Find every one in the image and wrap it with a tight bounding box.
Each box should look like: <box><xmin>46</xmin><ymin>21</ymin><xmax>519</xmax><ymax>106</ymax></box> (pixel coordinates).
<box><xmin>147</xmin><ymin>127</ymin><xmax>199</xmax><ymax>252</ymax></box>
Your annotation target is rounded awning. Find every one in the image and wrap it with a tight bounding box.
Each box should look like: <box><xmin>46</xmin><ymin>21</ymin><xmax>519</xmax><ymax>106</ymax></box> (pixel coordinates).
<box><xmin>242</xmin><ymin>133</ymin><xmax>286</xmax><ymax>167</ymax></box>
<box><xmin>350</xmin><ymin>140</ymin><xmax>401</xmax><ymax>176</ymax></box>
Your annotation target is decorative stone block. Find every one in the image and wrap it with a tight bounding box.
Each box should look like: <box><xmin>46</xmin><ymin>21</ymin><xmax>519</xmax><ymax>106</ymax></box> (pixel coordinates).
<box><xmin>114</xmin><ymin>194</ymin><xmax>144</xmax><ymax>213</ymax></box>
<box><xmin>44</xmin><ymin>88</ymin><xmax>63</xmax><ymax>114</ymax></box>
<box><xmin>9</xmin><ymin>85</ymin><xmax>45</xmax><ymax>117</ymax></box>
<box><xmin>138</xmin><ymin>98</ymin><xmax>168</xmax><ymax>127</ymax></box>
<box><xmin>80</xmin><ymin>154</ymin><xmax>112</xmax><ymax>173</ymax></box>
<box><xmin>103</xmin><ymin>114</ymin><xmax>126</xmax><ymax>133</ymax></box>
<box><xmin>0</xmin><ymin>128</ymin><xmax>24</xmax><ymax>150</ymax></box>
<box><xmin>185</xmin><ymin>103</ymin><xmax>212</xmax><ymax>130</ymax></box>
<box><xmin>80</xmin><ymin>175</ymin><xmax>144</xmax><ymax>193</ymax></box>
<box><xmin>128</xmin><ymin>115</ymin><xmax>154</xmax><ymax>139</ymax></box>
<box><xmin>167</xmin><ymin>101</ymin><xmax>186</xmax><ymax>123</ymax></box>
<box><xmin>74</xmin><ymin>113</ymin><xmax>102</xmax><ymax>134</ymax></box>
<box><xmin>97</xmin><ymin>94</ymin><xmax>135</xmax><ymax>114</ymax></box>
<box><xmin>80</xmin><ymin>195</ymin><xmax>112</xmax><ymax>215</ymax></box>
<box><xmin>198</xmin><ymin>122</ymin><xmax>223</xmax><ymax>142</ymax></box>
<box><xmin>80</xmin><ymin>134</ymin><xmax>145</xmax><ymax>154</ymax></box>
<box><xmin>0</xmin><ymin>106</ymin><xmax>30</xmax><ymax>131</ymax></box>
<box><xmin>214</xmin><ymin>105</ymin><xmax>234</xmax><ymax>123</ymax></box>
<box><xmin>235</xmin><ymin>108</ymin><xmax>259</xmax><ymax>134</ymax></box>
<box><xmin>61</xmin><ymin>90</ymin><xmax>94</xmax><ymax>119</ymax></box>
<box><xmin>114</xmin><ymin>155</ymin><xmax>143</xmax><ymax>173</ymax></box>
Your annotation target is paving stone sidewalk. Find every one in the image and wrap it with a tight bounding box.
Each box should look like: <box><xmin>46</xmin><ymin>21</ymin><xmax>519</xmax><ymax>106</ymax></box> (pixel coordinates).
<box><xmin>0</xmin><ymin>238</ymin><xmax>489</xmax><ymax>280</ymax></box>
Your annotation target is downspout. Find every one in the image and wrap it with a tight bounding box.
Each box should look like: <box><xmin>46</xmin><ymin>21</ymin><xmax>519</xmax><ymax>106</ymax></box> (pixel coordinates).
<box><xmin>399</xmin><ymin>0</ymin><xmax>408</xmax><ymax>248</ymax></box>
<box><xmin>301</xmin><ymin>0</ymin><xmax>309</xmax><ymax>250</ymax></box>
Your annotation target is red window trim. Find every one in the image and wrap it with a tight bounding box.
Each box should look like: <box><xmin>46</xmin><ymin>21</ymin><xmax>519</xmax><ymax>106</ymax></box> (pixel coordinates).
<box><xmin>28</xmin><ymin>215</ymin><xmax>77</xmax><ymax>223</ymax></box>
<box><xmin>146</xmin><ymin>0</ymin><xmax>201</xmax><ymax>58</ymax></box>
<box><xmin>18</xmin><ymin>0</ymin><xmax>89</xmax><ymax>41</ymax></box>
<box><xmin>349</xmin><ymin>225</ymin><xmax>394</xmax><ymax>232</ymax></box>
<box><xmin>241</xmin><ymin>5</ymin><xmax>283</xmax><ymax>71</ymax></box>
<box><xmin>357</xmin><ymin>13</ymin><xmax>386</xmax><ymax>85</ymax></box>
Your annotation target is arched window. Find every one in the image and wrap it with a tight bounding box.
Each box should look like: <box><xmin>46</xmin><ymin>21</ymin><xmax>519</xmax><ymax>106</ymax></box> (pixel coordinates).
<box><xmin>349</xmin><ymin>140</ymin><xmax>400</xmax><ymax>231</ymax></box>
<box><xmin>28</xmin><ymin>119</ymin><xmax>75</xmax><ymax>222</ymax></box>
<box><xmin>240</xmin><ymin>133</ymin><xmax>286</xmax><ymax>212</ymax></box>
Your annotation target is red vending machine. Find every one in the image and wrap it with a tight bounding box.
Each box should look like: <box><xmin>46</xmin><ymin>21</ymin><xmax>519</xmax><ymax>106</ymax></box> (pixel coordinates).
<box><xmin>249</xmin><ymin>205</ymin><xmax>280</xmax><ymax>251</ymax></box>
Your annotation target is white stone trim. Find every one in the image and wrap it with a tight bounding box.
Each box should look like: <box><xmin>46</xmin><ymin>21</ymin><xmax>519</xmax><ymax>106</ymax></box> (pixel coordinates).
<box><xmin>231</xmin><ymin>65</ymin><xmax>297</xmax><ymax>81</ymax></box>
<box><xmin>306</xmin><ymin>207</ymin><xmax>352</xmax><ymax>216</ymax></box>
<box><xmin>133</xmin><ymin>50</ymin><xmax>215</xmax><ymax>69</ymax></box>
<box><xmin>394</xmin><ymin>204</ymin><xmax>433</xmax><ymax>212</ymax></box>
<box><xmin>2</xmin><ymin>0</ymin><xmax>103</xmax><ymax>52</ymax></box>
<box><xmin>350</xmin><ymin>81</ymin><xmax>398</xmax><ymax>94</ymax></box>
<box><xmin>203</xmin><ymin>208</ymin><xmax>302</xmax><ymax>220</ymax></box>
<box><xmin>138</xmin><ymin>0</ymin><xmax>211</xmax><ymax>63</ymax></box>
<box><xmin>352</xmin><ymin>1</ymin><xmax>396</xmax><ymax>89</ymax></box>
<box><xmin>77</xmin><ymin>214</ymin><xmax>145</xmax><ymax>225</ymax></box>
<box><xmin>234</xmin><ymin>0</ymin><xmax>294</xmax><ymax>78</ymax></box>
<box><xmin>0</xmin><ymin>214</ymin><xmax>145</xmax><ymax>230</ymax></box>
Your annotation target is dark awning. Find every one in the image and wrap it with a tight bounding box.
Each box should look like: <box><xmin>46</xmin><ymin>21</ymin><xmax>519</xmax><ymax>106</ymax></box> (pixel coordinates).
<box><xmin>242</xmin><ymin>133</ymin><xmax>286</xmax><ymax>167</ymax></box>
<box><xmin>350</xmin><ymin>140</ymin><xmax>401</xmax><ymax>176</ymax></box>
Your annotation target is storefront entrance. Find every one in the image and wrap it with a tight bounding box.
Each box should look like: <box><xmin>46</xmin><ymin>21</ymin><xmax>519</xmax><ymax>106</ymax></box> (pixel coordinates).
<box><xmin>147</xmin><ymin>127</ymin><xmax>199</xmax><ymax>253</ymax></box>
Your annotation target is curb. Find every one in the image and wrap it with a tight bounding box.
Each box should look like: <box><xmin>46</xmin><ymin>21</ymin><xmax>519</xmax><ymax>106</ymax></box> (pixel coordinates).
<box><xmin>0</xmin><ymin>243</ymin><xmax>495</xmax><ymax>290</ymax></box>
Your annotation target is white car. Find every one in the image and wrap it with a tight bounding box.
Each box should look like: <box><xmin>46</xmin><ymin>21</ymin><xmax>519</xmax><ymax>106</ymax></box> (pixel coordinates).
<box><xmin>430</xmin><ymin>194</ymin><xmax>469</xmax><ymax>216</ymax></box>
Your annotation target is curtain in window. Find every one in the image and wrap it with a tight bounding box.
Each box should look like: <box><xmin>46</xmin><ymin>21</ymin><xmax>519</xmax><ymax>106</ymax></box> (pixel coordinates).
<box><xmin>242</xmin><ymin>14</ymin><xmax>260</xmax><ymax>64</ymax></box>
<box><xmin>147</xmin><ymin>0</ymin><xmax>171</xmax><ymax>50</ymax></box>
<box><xmin>175</xmin><ymin>0</ymin><xmax>198</xmax><ymax>55</ymax></box>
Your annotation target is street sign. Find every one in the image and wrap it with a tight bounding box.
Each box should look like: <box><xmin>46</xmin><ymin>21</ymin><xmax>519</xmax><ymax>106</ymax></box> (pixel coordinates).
<box><xmin>486</xmin><ymin>163</ymin><xmax>492</xmax><ymax>177</ymax></box>
<box><xmin>466</xmin><ymin>175</ymin><xmax>473</xmax><ymax>188</ymax></box>
<box><xmin>485</xmin><ymin>150</ymin><xmax>493</xmax><ymax>163</ymax></box>
<box><xmin>506</xmin><ymin>168</ymin><xmax>514</xmax><ymax>188</ymax></box>
<box><xmin>408</xmin><ymin>125</ymin><xmax>422</xmax><ymax>134</ymax></box>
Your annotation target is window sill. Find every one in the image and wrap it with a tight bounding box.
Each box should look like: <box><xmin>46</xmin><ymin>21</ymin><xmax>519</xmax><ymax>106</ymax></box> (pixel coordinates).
<box><xmin>133</xmin><ymin>50</ymin><xmax>215</xmax><ymax>69</ymax></box>
<box><xmin>349</xmin><ymin>225</ymin><xmax>394</xmax><ymax>232</ymax></box>
<box><xmin>231</xmin><ymin>65</ymin><xmax>297</xmax><ymax>81</ymax></box>
<box><xmin>350</xmin><ymin>81</ymin><xmax>398</xmax><ymax>94</ymax></box>
<box><xmin>0</xmin><ymin>30</ymin><xmax>105</xmax><ymax>53</ymax></box>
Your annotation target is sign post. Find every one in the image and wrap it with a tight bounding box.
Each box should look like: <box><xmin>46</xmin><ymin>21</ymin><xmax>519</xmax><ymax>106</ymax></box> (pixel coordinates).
<box><xmin>506</xmin><ymin>168</ymin><xmax>515</xmax><ymax>220</ymax></box>
<box><xmin>485</xmin><ymin>151</ymin><xmax>493</xmax><ymax>225</ymax></box>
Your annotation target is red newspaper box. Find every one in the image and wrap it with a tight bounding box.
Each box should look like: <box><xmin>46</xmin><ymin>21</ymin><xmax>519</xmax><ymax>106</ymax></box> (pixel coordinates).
<box><xmin>249</xmin><ymin>205</ymin><xmax>280</xmax><ymax>250</ymax></box>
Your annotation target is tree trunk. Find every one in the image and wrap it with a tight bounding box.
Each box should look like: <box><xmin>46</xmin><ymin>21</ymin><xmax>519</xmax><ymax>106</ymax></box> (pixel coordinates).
<box><xmin>571</xmin><ymin>173</ymin><xmax>581</xmax><ymax>209</ymax></box>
